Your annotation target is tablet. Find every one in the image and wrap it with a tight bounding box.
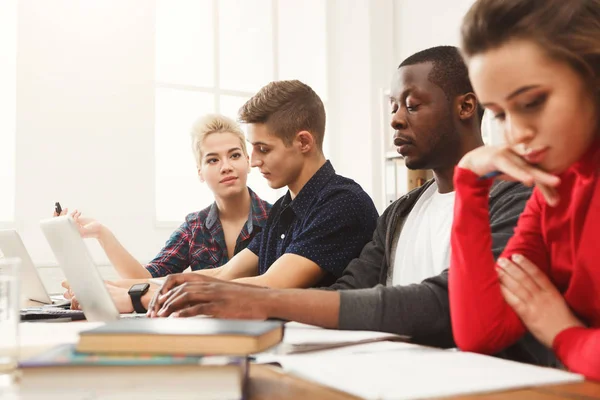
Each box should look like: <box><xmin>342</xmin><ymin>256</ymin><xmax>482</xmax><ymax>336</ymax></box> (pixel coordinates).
<box><xmin>39</xmin><ymin>216</ymin><xmax>120</xmax><ymax>322</ymax></box>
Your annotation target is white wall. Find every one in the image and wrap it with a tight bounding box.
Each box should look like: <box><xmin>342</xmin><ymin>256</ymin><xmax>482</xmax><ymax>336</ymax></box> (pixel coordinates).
<box><xmin>394</xmin><ymin>0</ymin><xmax>475</xmax><ymax>61</ymax></box>
<box><xmin>14</xmin><ymin>0</ymin><xmax>396</xmax><ymax>276</ymax></box>
<box><xmin>16</xmin><ymin>0</ymin><xmax>168</xmax><ymax>269</ymax></box>
<box><xmin>393</xmin><ymin>0</ymin><xmax>504</xmax><ymax>147</ymax></box>
<box><xmin>326</xmin><ymin>0</ymin><xmax>396</xmax><ymax>214</ymax></box>
<box><xmin>0</xmin><ymin>0</ymin><xmax>17</xmax><ymax>223</ymax></box>
<box><xmin>13</xmin><ymin>0</ymin><xmax>482</xmax><ymax>286</ymax></box>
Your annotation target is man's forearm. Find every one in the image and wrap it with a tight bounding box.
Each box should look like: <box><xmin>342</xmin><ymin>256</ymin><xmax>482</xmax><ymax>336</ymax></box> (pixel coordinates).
<box><xmin>191</xmin><ymin>267</ymin><xmax>224</xmax><ymax>278</ymax></box>
<box><xmin>232</xmin><ymin>276</ymin><xmax>264</xmax><ymax>286</ymax></box>
<box><xmin>263</xmin><ymin>289</ymin><xmax>340</xmax><ymax>329</ymax></box>
<box><xmin>98</xmin><ymin>228</ymin><xmax>151</xmax><ymax>279</ymax></box>
<box><xmin>194</xmin><ymin>250</ymin><xmax>259</xmax><ymax>281</ymax></box>
<box><xmin>190</xmin><ymin>265</ymin><xmax>253</xmax><ymax>280</ymax></box>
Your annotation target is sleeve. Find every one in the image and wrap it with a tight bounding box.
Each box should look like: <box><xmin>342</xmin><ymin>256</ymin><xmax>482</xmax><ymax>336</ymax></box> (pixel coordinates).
<box><xmin>450</xmin><ymin>167</ymin><xmax>549</xmax><ymax>355</ymax></box>
<box><xmin>338</xmin><ymin>271</ymin><xmax>453</xmax><ymax>347</ymax></box>
<box><xmin>285</xmin><ymin>191</ymin><xmax>377</xmax><ymax>278</ymax></box>
<box><xmin>145</xmin><ymin>219</ymin><xmax>193</xmax><ymax>278</ymax></box>
<box><xmin>327</xmin><ymin>204</ymin><xmax>392</xmax><ymax>291</ymax></box>
<box><xmin>336</xmin><ymin>181</ymin><xmax>533</xmax><ymax>347</ymax></box>
<box><xmin>553</xmin><ymin>327</ymin><xmax>600</xmax><ymax>380</ymax></box>
<box><xmin>246</xmin><ymin>231</ymin><xmax>263</xmax><ymax>256</ymax></box>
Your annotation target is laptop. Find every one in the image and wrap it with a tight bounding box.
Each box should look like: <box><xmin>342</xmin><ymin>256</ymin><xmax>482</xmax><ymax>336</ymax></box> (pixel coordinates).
<box><xmin>0</xmin><ymin>229</ymin><xmax>70</xmax><ymax>306</ymax></box>
<box><xmin>39</xmin><ymin>215</ymin><xmax>145</xmax><ymax>322</ymax></box>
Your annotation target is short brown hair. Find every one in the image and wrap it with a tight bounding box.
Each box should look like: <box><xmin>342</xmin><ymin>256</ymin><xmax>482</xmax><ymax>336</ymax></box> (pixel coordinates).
<box><xmin>461</xmin><ymin>0</ymin><xmax>600</xmax><ymax>102</ymax></box>
<box><xmin>238</xmin><ymin>80</ymin><xmax>326</xmax><ymax>150</ymax></box>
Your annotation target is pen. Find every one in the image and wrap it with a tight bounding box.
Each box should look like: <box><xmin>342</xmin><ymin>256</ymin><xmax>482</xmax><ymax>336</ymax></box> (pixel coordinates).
<box><xmin>478</xmin><ymin>171</ymin><xmax>502</xmax><ymax>180</ymax></box>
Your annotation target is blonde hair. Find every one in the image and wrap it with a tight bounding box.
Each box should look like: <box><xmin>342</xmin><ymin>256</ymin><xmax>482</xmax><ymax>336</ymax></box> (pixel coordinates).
<box><xmin>190</xmin><ymin>113</ymin><xmax>248</xmax><ymax>167</ymax></box>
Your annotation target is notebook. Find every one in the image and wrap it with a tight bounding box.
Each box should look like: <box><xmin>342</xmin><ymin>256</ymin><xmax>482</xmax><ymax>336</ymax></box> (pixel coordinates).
<box><xmin>77</xmin><ymin>318</ymin><xmax>284</xmax><ymax>356</ymax></box>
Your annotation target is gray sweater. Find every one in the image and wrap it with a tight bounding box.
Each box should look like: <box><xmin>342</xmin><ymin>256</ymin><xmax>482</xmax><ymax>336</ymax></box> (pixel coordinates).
<box><xmin>326</xmin><ymin>179</ymin><xmax>532</xmax><ymax>349</ymax></box>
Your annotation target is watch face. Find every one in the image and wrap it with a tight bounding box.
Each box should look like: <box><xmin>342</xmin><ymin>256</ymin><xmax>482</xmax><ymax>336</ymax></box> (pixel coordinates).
<box><xmin>130</xmin><ymin>283</ymin><xmax>150</xmax><ymax>293</ymax></box>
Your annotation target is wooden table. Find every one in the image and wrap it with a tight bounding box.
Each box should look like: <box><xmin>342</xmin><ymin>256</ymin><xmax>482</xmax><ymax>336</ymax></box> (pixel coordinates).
<box><xmin>15</xmin><ymin>318</ymin><xmax>600</xmax><ymax>399</ymax></box>
<box><xmin>248</xmin><ymin>364</ymin><xmax>600</xmax><ymax>400</ymax></box>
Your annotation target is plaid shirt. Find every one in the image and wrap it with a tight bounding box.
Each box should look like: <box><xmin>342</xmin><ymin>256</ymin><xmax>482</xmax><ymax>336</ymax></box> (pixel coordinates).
<box><xmin>146</xmin><ymin>188</ymin><xmax>271</xmax><ymax>277</ymax></box>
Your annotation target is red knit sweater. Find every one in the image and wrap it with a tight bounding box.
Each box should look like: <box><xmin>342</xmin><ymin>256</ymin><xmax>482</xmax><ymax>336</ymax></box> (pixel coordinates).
<box><xmin>450</xmin><ymin>144</ymin><xmax>600</xmax><ymax>380</ymax></box>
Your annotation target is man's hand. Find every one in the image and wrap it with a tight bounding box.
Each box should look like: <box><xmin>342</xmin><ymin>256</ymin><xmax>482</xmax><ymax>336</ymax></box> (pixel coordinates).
<box><xmin>497</xmin><ymin>254</ymin><xmax>585</xmax><ymax>347</ymax></box>
<box><xmin>147</xmin><ymin>273</ymin><xmax>269</xmax><ymax>319</ymax></box>
<box><xmin>153</xmin><ymin>280</ymin><xmax>272</xmax><ymax>319</ymax></box>
<box><xmin>147</xmin><ymin>273</ymin><xmax>223</xmax><ymax>317</ymax></box>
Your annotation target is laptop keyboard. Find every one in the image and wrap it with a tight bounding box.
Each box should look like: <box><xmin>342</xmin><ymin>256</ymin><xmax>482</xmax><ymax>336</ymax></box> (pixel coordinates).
<box><xmin>120</xmin><ymin>313</ymin><xmax>148</xmax><ymax>319</ymax></box>
<box><xmin>20</xmin><ymin>307</ymin><xmax>86</xmax><ymax>321</ymax></box>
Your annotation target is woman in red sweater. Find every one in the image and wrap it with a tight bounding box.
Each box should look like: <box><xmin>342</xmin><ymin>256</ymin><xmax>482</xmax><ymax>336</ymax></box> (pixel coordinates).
<box><xmin>450</xmin><ymin>0</ymin><xmax>600</xmax><ymax>379</ymax></box>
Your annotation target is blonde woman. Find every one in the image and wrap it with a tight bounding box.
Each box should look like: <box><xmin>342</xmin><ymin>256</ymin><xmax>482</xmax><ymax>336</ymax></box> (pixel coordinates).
<box><xmin>58</xmin><ymin>114</ymin><xmax>271</xmax><ymax>280</ymax></box>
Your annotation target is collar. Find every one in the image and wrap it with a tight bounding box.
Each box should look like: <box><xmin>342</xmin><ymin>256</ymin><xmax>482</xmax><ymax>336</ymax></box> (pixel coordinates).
<box><xmin>246</xmin><ymin>188</ymin><xmax>268</xmax><ymax>234</ymax></box>
<box><xmin>284</xmin><ymin>160</ymin><xmax>336</xmax><ymax>220</ymax></box>
<box><xmin>205</xmin><ymin>202</ymin><xmax>220</xmax><ymax>230</ymax></box>
<box><xmin>205</xmin><ymin>188</ymin><xmax>266</xmax><ymax>233</ymax></box>
<box><xmin>572</xmin><ymin>137</ymin><xmax>600</xmax><ymax>178</ymax></box>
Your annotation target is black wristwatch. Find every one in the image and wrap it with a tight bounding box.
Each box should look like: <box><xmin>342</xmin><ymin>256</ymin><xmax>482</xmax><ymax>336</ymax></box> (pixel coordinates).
<box><xmin>128</xmin><ymin>283</ymin><xmax>150</xmax><ymax>313</ymax></box>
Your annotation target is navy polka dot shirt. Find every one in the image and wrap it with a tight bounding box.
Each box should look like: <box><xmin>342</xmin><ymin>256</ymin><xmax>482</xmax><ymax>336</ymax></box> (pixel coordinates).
<box><xmin>247</xmin><ymin>161</ymin><xmax>379</xmax><ymax>282</ymax></box>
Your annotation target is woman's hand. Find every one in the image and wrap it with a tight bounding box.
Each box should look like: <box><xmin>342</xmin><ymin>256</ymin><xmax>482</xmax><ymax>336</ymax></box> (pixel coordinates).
<box><xmin>61</xmin><ymin>280</ymin><xmax>74</xmax><ymax>300</ymax></box>
<box><xmin>458</xmin><ymin>145</ymin><xmax>561</xmax><ymax>206</ymax></box>
<box><xmin>497</xmin><ymin>254</ymin><xmax>585</xmax><ymax>347</ymax></box>
<box><xmin>70</xmin><ymin>210</ymin><xmax>104</xmax><ymax>239</ymax></box>
<box><xmin>67</xmin><ymin>280</ymin><xmax>143</xmax><ymax>313</ymax></box>
<box><xmin>53</xmin><ymin>207</ymin><xmax>68</xmax><ymax>217</ymax></box>
<box><xmin>53</xmin><ymin>206</ymin><xmax>105</xmax><ymax>239</ymax></box>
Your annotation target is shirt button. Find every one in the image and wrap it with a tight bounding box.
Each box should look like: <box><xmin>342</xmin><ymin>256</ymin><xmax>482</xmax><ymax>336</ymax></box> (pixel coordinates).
<box><xmin>280</xmin><ymin>234</ymin><xmax>285</xmax><ymax>239</ymax></box>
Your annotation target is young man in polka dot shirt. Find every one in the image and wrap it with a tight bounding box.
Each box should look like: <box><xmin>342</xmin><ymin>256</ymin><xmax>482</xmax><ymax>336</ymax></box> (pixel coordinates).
<box><xmin>144</xmin><ymin>79</ymin><xmax>378</xmax><ymax>314</ymax></box>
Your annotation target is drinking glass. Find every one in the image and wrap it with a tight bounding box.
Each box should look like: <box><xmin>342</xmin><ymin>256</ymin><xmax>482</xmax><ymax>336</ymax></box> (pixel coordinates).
<box><xmin>0</xmin><ymin>258</ymin><xmax>20</xmax><ymax>375</ymax></box>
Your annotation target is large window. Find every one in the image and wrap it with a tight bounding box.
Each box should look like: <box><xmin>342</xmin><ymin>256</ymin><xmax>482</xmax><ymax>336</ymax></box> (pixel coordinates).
<box><xmin>155</xmin><ymin>0</ymin><xmax>327</xmax><ymax>222</ymax></box>
<box><xmin>0</xmin><ymin>0</ymin><xmax>17</xmax><ymax>223</ymax></box>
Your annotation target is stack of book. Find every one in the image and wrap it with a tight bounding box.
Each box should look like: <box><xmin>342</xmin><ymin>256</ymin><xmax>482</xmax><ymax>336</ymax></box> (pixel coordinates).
<box><xmin>18</xmin><ymin>318</ymin><xmax>284</xmax><ymax>400</ymax></box>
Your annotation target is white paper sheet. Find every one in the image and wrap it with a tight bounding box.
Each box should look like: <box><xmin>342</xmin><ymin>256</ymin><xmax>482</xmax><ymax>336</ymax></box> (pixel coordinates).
<box><xmin>256</xmin><ymin>340</ymin><xmax>429</xmax><ymax>365</ymax></box>
<box><xmin>278</xmin><ymin>350</ymin><xmax>584</xmax><ymax>400</ymax></box>
<box><xmin>283</xmin><ymin>324</ymin><xmax>404</xmax><ymax>345</ymax></box>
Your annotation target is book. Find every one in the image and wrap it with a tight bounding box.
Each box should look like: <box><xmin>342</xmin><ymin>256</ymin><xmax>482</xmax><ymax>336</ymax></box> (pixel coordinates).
<box><xmin>17</xmin><ymin>345</ymin><xmax>248</xmax><ymax>400</ymax></box>
<box><xmin>19</xmin><ymin>343</ymin><xmax>243</xmax><ymax>368</ymax></box>
<box><xmin>76</xmin><ymin>318</ymin><xmax>284</xmax><ymax>356</ymax></box>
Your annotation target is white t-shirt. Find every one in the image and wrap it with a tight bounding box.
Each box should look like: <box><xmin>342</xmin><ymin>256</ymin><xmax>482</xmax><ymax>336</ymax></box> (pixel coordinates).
<box><xmin>387</xmin><ymin>182</ymin><xmax>456</xmax><ymax>287</ymax></box>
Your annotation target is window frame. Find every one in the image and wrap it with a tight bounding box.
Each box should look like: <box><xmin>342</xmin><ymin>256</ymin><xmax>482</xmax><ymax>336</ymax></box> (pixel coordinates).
<box><xmin>153</xmin><ymin>0</ymin><xmax>328</xmax><ymax>226</ymax></box>
<box><xmin>0</xmin><ymin>0</ymin><xmax>17</xmax><ymax>225</ymax></box>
